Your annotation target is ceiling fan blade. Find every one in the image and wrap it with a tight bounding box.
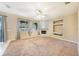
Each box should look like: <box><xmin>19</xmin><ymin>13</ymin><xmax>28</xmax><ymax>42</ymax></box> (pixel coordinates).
<box><xmin>64</xmin><ymin>2</ymin><xmax>71</xmax><ymax>5</ymax></box>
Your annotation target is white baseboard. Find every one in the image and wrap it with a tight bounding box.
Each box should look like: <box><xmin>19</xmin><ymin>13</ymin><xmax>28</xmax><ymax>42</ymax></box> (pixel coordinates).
<box><xmin>0</xmin><ymin>40</ymin><xmax>11</xmax><ymax>56</ymax></box>
<box><xmin>59</xmin><ymin>38</ymin><xmax>78</xmax><ymax>44</ymax></box>
<box><xmin>49</xmin><ymin>36</ymin><xmax>78</xmax><ymax>44</ymax></box>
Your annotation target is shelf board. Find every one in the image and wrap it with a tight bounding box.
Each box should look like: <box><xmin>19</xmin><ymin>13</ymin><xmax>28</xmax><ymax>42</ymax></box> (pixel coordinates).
<box><xmin>53</xmin><ymin>32</ymin><xmax>63</xmax><ymax>36</ymax></box>
<box><xmin>53</xmin><ymin>32</ymin><xmax>62</xmax><ymax>34</ymax></box>
<box><xmin>53</xmin><ymin>23</ymin><xmax>63</xmax><ymax>26</ymax></box>
<box><xmin>53</xmin><ymin>20</ymin><xmax>63</xmax><ymax>23</ymax></box>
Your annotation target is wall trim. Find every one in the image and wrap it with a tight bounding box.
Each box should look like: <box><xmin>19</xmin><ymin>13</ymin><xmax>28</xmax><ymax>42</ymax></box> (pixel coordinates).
<box><xmin>0</xmin><ymin>40</ymin><xmax>11</xmax><ymax>56</ymax></box>
<box><xmin>49</xmin><ymin>36</ymin><xmax>78</xmax><ymax>44</ymax></box>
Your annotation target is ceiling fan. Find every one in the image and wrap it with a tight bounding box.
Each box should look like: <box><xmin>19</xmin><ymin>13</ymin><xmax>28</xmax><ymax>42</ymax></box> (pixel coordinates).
<box><xmin>4</xmin><ymin>3</ymin><xmax>11</xmax><ymax>8</ymax></box>
<box><xmin>35</xmin><ymin>9</ymin><xmax>43</xmax><ymax>15</ymax></box>
<box><xmin>64</xmin><ymin>2</ymin><xmax>71</xmax><ymax>5</ymax></box>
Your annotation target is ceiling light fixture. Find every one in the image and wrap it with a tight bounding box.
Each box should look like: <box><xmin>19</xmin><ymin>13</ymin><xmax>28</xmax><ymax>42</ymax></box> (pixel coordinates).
<box><xmin>64</xmin><ymin>2</ymin><xmax>71</xmax><ymax>5</ymax></box>
<box><xmin>34</xmin><ymin>9</ymin><xmax>49</xmax><ymax>20</ymax></box>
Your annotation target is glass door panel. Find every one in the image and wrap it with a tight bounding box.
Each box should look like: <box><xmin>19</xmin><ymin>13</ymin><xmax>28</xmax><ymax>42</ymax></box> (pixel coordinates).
<box><xmin>0</xmin><ymin>16</ymin><xmax>4</xmax><ymax>42</ymax></box>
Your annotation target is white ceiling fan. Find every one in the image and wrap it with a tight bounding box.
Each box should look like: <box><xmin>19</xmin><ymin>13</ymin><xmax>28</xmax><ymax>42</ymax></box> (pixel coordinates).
<box><xmin>34</xmin><ymin>9</ymin><xmax>50</xmax><ymax>20</ymax></box>
<box><xmin>64</xmin><ymin>2</ymin><xmax>71</xmax><ymax>5</ymax></box>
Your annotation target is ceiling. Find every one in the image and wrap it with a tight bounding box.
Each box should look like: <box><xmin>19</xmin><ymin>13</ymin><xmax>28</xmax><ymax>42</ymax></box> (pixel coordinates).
<box><xmin>0</xmin><ymin>2</ymin><xmax>79</xmax><ymax>20</ymax></box>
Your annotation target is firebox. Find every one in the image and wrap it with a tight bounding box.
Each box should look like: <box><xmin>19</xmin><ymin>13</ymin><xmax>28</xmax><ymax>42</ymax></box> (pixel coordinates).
<box><xmin>41</xmin><ymin>30</ymin><xmax>47</xmax><ymax>34</ymax></box>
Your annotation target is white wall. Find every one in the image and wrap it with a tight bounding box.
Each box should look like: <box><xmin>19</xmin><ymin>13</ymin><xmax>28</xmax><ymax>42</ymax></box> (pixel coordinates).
<box><xmin>63</xmin><ymin>13</ymin><xmax>78</xmax><ymax>43</ymax></box>
<box><xmin>78</xmin><ymin>8</ymin><xmax>79</xmax><ymax>55</ymax></box>
<box><xmin>49</xmin><ymin>13</ymin><xmax>78</xmax><ymax>43</ymax></box>
<box><xmin>0</xmin><ymin>11</ymin><xmax>28</xmax><ymax>41</ymax></box>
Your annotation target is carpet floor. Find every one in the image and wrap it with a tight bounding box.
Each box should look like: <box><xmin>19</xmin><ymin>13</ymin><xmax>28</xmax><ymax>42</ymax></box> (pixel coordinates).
<box><xmin>3</xmin><ymin>37</ymin><xmax>78</xmax><ymax>56</ymax></box>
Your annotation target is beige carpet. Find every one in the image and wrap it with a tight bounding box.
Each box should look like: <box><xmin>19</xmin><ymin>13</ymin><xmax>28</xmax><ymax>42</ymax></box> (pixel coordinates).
<box><xmin>3</xmin><ymin>37</ymin><xmax>78</xmax><ymax>56</ymax></box>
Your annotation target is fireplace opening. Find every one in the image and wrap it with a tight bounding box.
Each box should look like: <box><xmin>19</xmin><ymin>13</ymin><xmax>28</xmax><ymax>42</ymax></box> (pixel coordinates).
<box><xmin>41</xmin><ymin>30</ymin><xmax>47</xmax><ymax>34</ymax></box>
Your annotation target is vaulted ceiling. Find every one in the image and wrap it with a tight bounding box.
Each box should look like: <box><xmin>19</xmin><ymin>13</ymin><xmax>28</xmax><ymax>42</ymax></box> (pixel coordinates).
<box><xmin>0</xmin><ymin>2</ymin><xmax>79</xmax><ymax>19</ymax></box>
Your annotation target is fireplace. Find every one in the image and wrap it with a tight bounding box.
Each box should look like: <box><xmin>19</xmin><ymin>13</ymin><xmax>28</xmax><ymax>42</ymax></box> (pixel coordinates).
<box><xmin>41</xmin><ymin>30</ymin><xmax>47</xmax><ymax>34</ymax></box>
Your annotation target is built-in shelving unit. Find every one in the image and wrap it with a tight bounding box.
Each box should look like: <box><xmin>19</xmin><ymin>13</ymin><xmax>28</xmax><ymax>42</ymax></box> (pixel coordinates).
<box><xmin>53</xmin><ymin>19</ymin><xmax>63</xmax><ymax>36</ymax></box>
<box><xmin>19</xmin><ymin>20</ymin><xmax>29</xmax><ymax>31</ymax></box>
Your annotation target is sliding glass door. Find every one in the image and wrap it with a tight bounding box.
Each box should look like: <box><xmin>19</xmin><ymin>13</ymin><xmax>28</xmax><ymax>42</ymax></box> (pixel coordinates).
<box><xmin>0</xmin><ymin>16</ymin><xmax>6</xmax><ymax>42</ymax></box>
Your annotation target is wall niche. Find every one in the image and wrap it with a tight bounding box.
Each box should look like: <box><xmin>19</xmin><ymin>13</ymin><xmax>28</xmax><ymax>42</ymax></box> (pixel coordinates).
<box><xmin>53</xmin><ymin>19</ymin><xmax>63</xmax><ymax>36</ymax></box>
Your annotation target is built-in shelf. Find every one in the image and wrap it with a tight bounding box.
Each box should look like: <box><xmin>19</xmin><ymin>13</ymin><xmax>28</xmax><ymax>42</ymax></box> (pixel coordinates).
<box><xmin>19</xmin><ymin>20</ymin><xmax>29</xmax><ymax>32</ymax></box>
<box><xmin>53</xmin><ymin>19</ymin><xmax>63</xmax><ymax>36</ymax></box>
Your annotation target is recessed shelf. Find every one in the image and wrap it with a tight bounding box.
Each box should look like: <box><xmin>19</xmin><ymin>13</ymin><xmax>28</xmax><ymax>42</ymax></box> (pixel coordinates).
<box><xmin>53</xmin><ymin>19</ymin><xmax>63</xmax><ymax>36</ymax></box>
